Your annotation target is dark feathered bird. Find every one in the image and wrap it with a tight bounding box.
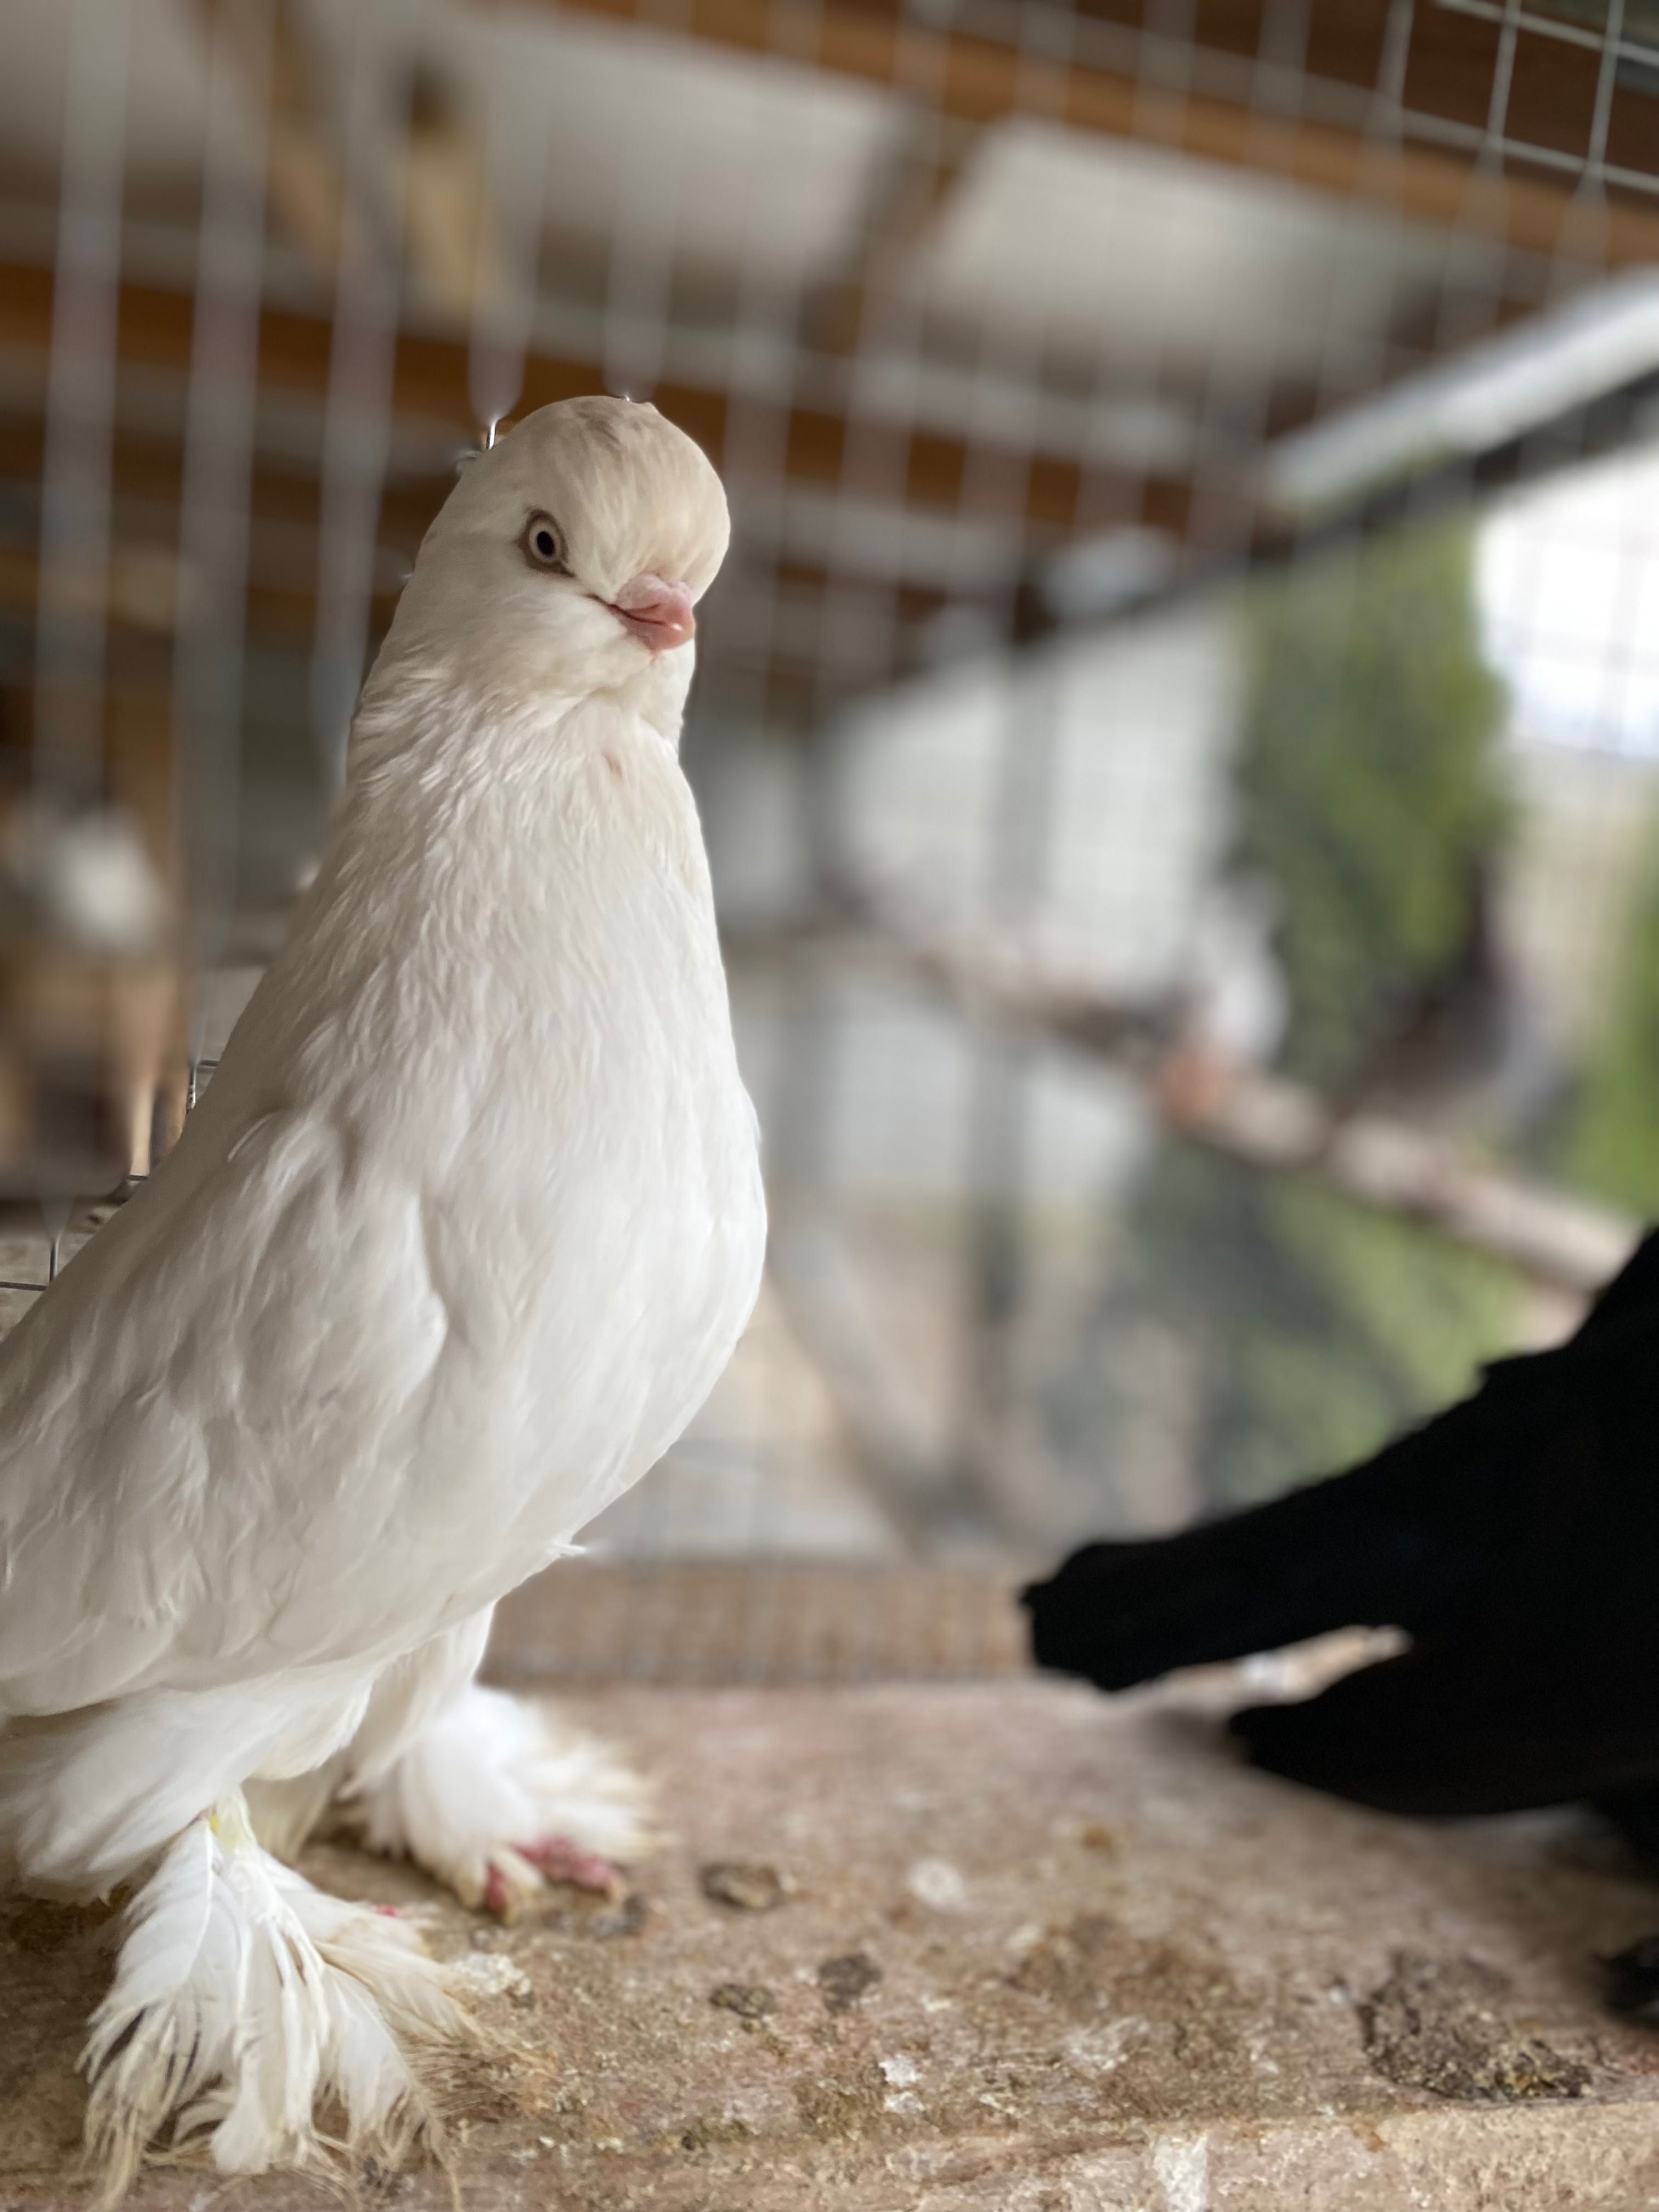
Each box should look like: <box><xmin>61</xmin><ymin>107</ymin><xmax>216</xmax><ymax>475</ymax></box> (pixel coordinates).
<box><xmin>1023</xmin><ymin>1228</ymin><xmax>1659</xmax><ymax>2011</ymax></box>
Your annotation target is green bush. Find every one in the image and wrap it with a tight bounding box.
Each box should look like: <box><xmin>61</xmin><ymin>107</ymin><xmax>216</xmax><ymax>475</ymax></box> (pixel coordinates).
<box><xmin>1103</xmin><ymin>1150</ymin><xmax>1517</xmax><ymax>1508</ymax></box>
<box><xmin>1238</xmin><ymin>526</ymin><xmax>1508</xmax><ymax>1090</ymax></box>
<box><xmin>1048</xmin><ymin>524</ymin><xmax>1521</xmax><ymax>1515</ymax></box>
<box><xmin>1561</xmin><ymin>843</ymin><xmax>1659</xmax><ymax>1216</ymax></box>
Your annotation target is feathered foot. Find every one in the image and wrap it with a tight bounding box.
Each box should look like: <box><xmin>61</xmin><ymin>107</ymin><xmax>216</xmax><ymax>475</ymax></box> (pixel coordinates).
<box><xmin>83</xmin><ymin>1793</ymin><xmax>470</xmax><ymax>2200</ymax></box>
<box><xmin>338</xmin><ymin>1684</ymin><xmax>652</xmax><ymax>1918</ymax></box>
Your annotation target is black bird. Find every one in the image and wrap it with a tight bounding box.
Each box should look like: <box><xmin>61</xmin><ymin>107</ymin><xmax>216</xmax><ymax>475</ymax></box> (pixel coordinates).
<box><xmin>1023</xmin><ymin>1228</ymin><xmax>1659</xmax><ymax>2010</ymax></box>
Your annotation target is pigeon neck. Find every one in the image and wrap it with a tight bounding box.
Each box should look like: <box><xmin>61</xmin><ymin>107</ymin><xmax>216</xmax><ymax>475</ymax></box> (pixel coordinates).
<box><xmin>351</xmin><ymin>643</ymin><xmax>691</xmax><ymax>773</ymax></box>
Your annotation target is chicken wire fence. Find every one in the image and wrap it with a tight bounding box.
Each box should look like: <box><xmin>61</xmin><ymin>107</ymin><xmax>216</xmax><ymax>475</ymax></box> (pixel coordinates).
<box><xmin>2</xmin><ymin>0</ymin><xmax>1658</xmax><ymax>1677</ymax></box>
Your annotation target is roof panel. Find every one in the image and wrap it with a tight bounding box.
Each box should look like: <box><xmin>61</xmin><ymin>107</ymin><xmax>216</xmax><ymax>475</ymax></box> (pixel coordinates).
<box><xmin>916</xmin><ymin>120</ymin><xmax>1506</xmax><ymax>387</ymax></box>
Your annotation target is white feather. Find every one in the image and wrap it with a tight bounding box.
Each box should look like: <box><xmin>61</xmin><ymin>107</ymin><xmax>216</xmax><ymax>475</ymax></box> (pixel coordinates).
<box><xmin>84</xmin><ymin>1798</ymin><xmax>466</xmax><ymax>2198</ymax></box>
<box><xmin>248</xmin><ymin>1631</ymin><xmax>652</xmax><ymax>1918</ymax></box>
<box><xmin>341</xmin><ymin>1682</ymin><xmax>653</xmax><ymax>1911</ymax></box>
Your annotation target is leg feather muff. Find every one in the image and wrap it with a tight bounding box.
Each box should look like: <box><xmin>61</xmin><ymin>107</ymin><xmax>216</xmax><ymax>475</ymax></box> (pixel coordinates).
<box><xmin>82</xmin><ymin>1793</ymin><xmax>470</xmax><ymax>2201</ymax></box>
<box><xmin>339</xmin><ymin>1682</ymin><xmax>654</xmax><ymax>1916</ymax></box>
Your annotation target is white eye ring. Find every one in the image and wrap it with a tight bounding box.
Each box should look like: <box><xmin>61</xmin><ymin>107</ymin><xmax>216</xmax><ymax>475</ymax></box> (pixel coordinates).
<box><xmin>522</xmin><ymin>511</ymin><xmax>568</xmax><ymax>573</ymax></box>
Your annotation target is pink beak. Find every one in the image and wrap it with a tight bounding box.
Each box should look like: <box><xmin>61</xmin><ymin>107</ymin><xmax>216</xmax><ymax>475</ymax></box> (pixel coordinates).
<box><xmin>604</xmin><ymin>573</ymin><xmax>696</xmax><ymax>653</ymax></box>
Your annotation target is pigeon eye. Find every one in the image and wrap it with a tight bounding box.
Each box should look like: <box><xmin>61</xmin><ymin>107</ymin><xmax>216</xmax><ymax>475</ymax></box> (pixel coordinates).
<box><xmin>521</xmin><ymin>513</ymin><xmax>568</xmax><ymax>574</ymax></box>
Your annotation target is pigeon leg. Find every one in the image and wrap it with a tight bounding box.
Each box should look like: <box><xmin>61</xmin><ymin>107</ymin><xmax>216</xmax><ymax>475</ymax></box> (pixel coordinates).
<box><xmin>247</xmin><ymin>1615</ymin><xmax>652</xmax><ymax>1917</ymax></box>
<box><xmin>84</xmin><ymin>1792</ymin><xmax>466</xmax><ymax>2193</ymax></box>
<box><xmin>338</xmin><ymin>1680</ymin><xmax>652</xmax><ymax>1918</ymax></box>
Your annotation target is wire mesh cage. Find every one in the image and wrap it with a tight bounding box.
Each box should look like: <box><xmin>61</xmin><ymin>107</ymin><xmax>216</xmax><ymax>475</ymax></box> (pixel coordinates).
<box><xmin>3</xmin><ymin>0</ymin><xmax>1657</xmax><ymax>1674</ymax></box>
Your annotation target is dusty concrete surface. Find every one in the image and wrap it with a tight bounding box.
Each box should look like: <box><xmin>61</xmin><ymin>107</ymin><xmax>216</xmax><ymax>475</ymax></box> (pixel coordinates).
<box><xmin>6</xmin><ymin>1677</ymin><xmax>1659</xmax><ymax>2210</ymax></box>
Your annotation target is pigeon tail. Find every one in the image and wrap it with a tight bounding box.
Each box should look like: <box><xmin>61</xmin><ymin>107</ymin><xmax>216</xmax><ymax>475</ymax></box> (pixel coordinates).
<box><xmin>81</xmin><ymin>1796</ymin><xmax>470</xmax><ymax>2202</ymax></box>
<box><xmin>0</xmin><ymin>1677</ymin><xmax>371</xmax><ymax>1898</ymax></box>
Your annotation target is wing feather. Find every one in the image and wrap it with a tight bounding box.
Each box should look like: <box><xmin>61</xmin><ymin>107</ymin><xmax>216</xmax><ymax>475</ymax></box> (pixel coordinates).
<box><xmin>0</xmin><ymin>1107</ymin><xmax>449</xmax><ymax>1715</ymax></box>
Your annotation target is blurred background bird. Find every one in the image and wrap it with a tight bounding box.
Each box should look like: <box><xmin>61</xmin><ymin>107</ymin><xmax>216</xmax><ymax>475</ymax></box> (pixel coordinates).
<box><xmin>0</xmin><ymin>787</ymin><xmax>191</xmax><ymax>1198</ymax></box>
<box><xmin>0</xmin><ymin>393</ymin><xmax>765</xmax><ymax>2189</ymax></box>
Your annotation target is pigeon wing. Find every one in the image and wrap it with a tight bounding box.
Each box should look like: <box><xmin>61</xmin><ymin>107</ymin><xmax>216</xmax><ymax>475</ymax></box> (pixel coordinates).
<box><xmin>0</xmin><ymin>1106</ymin><xmax>451</xmax><ymax>1718</ymax></box>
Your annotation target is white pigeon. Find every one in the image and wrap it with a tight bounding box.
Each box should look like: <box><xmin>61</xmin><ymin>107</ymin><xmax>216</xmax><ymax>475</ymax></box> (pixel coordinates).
<box><xmin>0</xmin><ymin>396</ymin><xmax>766</xmax><ymax>2188</ymax></box>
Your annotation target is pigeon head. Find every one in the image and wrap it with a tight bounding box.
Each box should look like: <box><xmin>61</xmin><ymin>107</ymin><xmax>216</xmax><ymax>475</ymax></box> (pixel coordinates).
<box><xmin>389</xmin><ymin>395</ymin><xmax>730</xmax><ymax>703</ymax></box>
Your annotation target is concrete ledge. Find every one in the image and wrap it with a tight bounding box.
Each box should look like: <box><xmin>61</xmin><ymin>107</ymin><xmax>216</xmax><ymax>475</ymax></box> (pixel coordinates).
<box><xmin>489</xmin><ymin>1560</ymin><xmax>1035</xmax><ymax>1684</ymax></box>
<box><xmin>5</xmin><ymin>1678</ymin><xmax>1659</xmax><ymax>2210</ymax></box>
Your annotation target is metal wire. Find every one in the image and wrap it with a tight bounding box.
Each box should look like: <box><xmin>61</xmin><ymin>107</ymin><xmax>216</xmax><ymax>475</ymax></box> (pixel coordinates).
<box><xmin>31</xmin><ymin>0</ymin><xmax>128</xmax><ymax>798</ymax></box>
<box><xmin>177</xmin><ymin>0</ymin><xmax>275</xmax><ymax>970</ymax></box>
<box><xmin>3</xmin><ymin>0</ymin><xmax>1658</xmax><ymax>1659</ymax></box>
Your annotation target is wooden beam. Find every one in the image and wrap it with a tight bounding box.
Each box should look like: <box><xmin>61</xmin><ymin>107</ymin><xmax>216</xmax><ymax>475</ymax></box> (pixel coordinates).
<box><xmin>775</xmin><ymin>895</ymin><xmax>1638</xmax><ymax>1295</ymax></box>
<box><xmin>0</xmin><ymin>261</ymin><xmax>1198</xmax><ymax>543</ymax></box>
<box><xmin>400</xmin><ymin>61</ymin><xmax>511</xmax><ymax>328</ymax></box>
<box><xmin>806</xmin><ymin>110</ymin><xmax>985</xmax><ymax>356</ymax></box>
<box><xmin>0</xmin><ymin>495</ymin><xmax>966</xmax><ymax>686</ymax></box>
<box><xmin>526</xmin><ymin>0</ymin><xmax>1659</xmax><ymax>270</ymax></box>
<box><xmin>0</xmin><ymin>419</ymin><xmax>986</xmax><ymax>691</ymax></box>
<box><xmin>1074</xmin><ymin>0</ymin><xmax>1632</xmax><ymax>182</ymax></box>
<box><xmin>194</xmin><ymin>0</ymin><xmax>358</xmax><ymax>276</ymax></box>
<box><xmin>0</xmin><ymin>415</ymin><xmax>438</xmax><ymax>559</ymax></box>
<box><xmin>0</xmin><ymin>535</ymin><xmax>405</xmax><ymax>654</ymax></box>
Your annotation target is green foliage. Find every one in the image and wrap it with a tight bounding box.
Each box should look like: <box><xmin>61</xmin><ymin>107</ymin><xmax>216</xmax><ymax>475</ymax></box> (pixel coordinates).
<box><xmin>1051</xmin><ymin>1149</ymin><xmax>1519</xmax><ymax>1511</ymax></box>
<box><xmin>1238</xmin><ymin>526</ymin><xmax>1508</xmax><ymax>1091</ymax></box>
<box><xmin>1200</xmin><ymin>1155</ymin><xmax>1514</xmax><ymax>1503</ymax></box>
<box><xmin>1561</xmin><ymin>835</ymin><xmax>1659</xmax><ymax>1215</ymax></box>
<box><xmin>1053</xmin><ymin>525</ymin><xmax>1520</xmax><ymax>1516</ymax></box>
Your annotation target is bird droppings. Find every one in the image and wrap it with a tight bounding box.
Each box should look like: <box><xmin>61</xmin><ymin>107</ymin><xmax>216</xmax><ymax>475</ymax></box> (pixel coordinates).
<box><xmin>701</xmin><ymin>1859</ymin><xmax>789</xmax><ymax>1911</ymax></box>
<box><xmin>580</xmin><ymin>1888</ymin><xmax>649</xmax><ymax>1940</ymax></box>
<box><xmin>1062</xmin><ymin>2017</ymin><xmax>1150</xmax><ymax>2075</ymax></box>
<box><xmin>677</xmin><ymin>2113</ymin><xmax>755</xmax><ymax>2151</ymax></box>
<box><xmin>1359</xmin><ymin>1953</ymin><xmax>1593</xmax><ymax>2102</ymax></box>
<box><xmin>1151</xmin><ymin>2131</ymin><xmax>1212</xmax><ymax>2212</ymax></box>
<box><xmin>1008</xmin><ymin>1911</ymin><xmax>1240</xmax><ymax>2032</ymax></box>
<box><xmin>817</xmin><ymin>1952</ymin><xmax>883</xmax><ymax>2012</ymax></box>
<box><xmin>996</xmin><ymin>1910</ymin><xmax>1323</xmax><ymax>2121</ymax></box>
<box><xmin>906</xmin><ymin>1856</ymin><xmax>969</xmax><ymax>1911</ymax></box>
<box><xmin>709</xmin><ymin>1981</ymin><xmax>776</xmax><ymax>2021</ymax></box>
<box><xmin>793</xmin><ymin>2062</ymin><xmax>891</xmax><ymax>2138</ymax></box>
<box><xmin>449</xmin><ymin>1953</ymin><xmax>534</xmax><ymax>2002</ymax></box>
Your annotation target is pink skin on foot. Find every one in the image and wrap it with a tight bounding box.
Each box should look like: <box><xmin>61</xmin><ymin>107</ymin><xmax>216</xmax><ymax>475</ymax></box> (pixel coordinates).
<box><xmin>480</xmin><ymin>1838</ymin><xmax>627</xmax><ymax>1916</ymax></box>
<box><xmin>521</xmin><ymin>1835</ymin><xmax>625</xmax><ymax>1897</ymax></box>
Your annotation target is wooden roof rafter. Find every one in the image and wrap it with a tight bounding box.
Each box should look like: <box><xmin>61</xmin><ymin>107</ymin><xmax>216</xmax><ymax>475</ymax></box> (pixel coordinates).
<box><xmin>507</xmin><ymin>0</ymin><xmax>1659</xmax><ymax>270</ymax></box>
